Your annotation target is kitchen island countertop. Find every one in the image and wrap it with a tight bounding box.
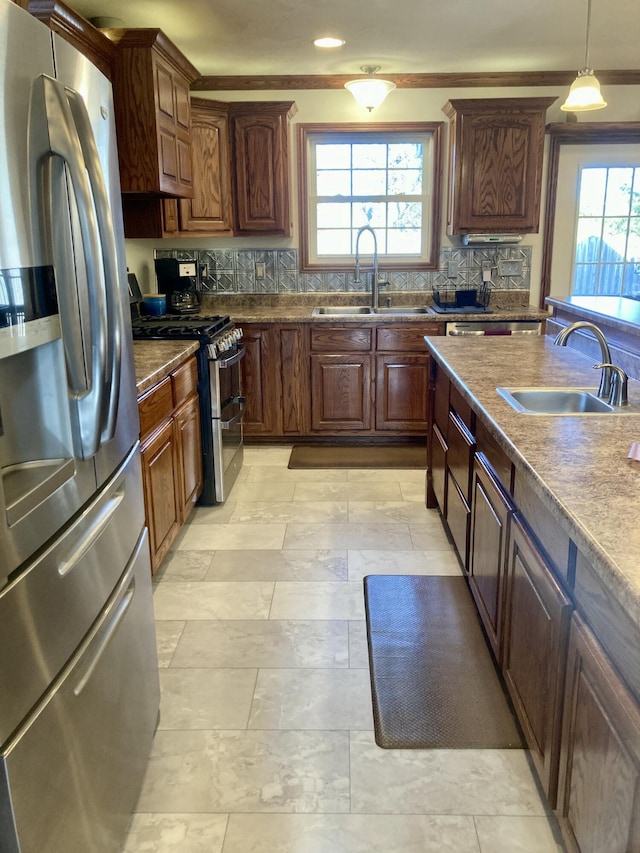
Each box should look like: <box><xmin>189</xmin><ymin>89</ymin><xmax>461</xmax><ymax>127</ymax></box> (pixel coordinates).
<box><xmin>425</xmin><ymin>334</ymin><xmax>640</xmax><ymax>630</ymax></box>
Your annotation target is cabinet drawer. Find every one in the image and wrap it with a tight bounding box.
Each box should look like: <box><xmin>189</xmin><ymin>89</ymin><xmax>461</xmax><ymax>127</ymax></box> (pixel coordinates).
<box><xmin>431</xmin><ymin>423</ymin><xmax>447</xmax><ymax>515</ymax></box>
<box><xmin>433</xmin><ymin>362</ymin><xmax>450</xmax><ymax>436</ymax></box>
<box><xmin>138</xmin><ymin>377</ymin><xmax>173</xmax><ymax>439</ymax></box>
<box><xmin>449</xmin><ymin>383</ymin><xmax>473</xmax><ymax>431</ymax></box>
<box><xmin>171</xmin><ymin>356</ymin><xmax>198</xmax><ymax>408</ymax></box>
<box><xmin>512</xmin><ymin>470</ymin><xmax>571</xmax><ymax>586</ymax></box>
<box><xmin>310</xmin><ymin>327</ymin><xmax>372</xmax><ymax>352</ymax></box>
<box><xmin>476</xmin><ymin>418</ymin><xmax>513</xmax><ymax>493</ymax></box>
<box><xmin>448</xmin><ymin>410</ymin><xmax>475</xmax><ymax>499</ymax></box>
<box><xmin>447</xmin><ymin>472</ymin><xmax>470</xmax><ymax>570</ymax></box>
<box><xmin>376</xmin><ymin>324</ymin><xmax>440</xmax><ymax>351</ymax></box>
<box><xmin>574</xmin><ymin>550</ymin><xmax>640</xmax><ymax>700</ymax></box>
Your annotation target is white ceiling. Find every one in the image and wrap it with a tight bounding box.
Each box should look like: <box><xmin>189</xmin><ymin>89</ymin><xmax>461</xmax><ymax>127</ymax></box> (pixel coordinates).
<box><xmin>65</xmin><ymin>0</ymin><xmax>638</xmax><ymax>79</ymax></box>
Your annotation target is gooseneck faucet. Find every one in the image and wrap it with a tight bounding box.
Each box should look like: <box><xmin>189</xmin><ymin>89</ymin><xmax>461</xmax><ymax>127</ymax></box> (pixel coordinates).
<box><xmin>553</xmin><ymin>321</ymin><xmax>613</xmax><ymax>399</ymax></box>
<box><xmin>352</xmin><ymin>225</ymin><xmax>387</xmax><ymax>309</ymax></box>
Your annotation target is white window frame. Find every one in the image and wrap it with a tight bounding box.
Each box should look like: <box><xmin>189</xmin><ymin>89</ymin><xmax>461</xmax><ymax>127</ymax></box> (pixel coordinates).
<box><xmin>297</xmin><ymin>123</ymin><xmax>443</xmax><ymax>273</ymax></box>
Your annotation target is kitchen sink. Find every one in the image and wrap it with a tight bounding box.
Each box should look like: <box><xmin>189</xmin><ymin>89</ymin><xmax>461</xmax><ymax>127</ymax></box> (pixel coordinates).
<box><xmin>312</xmin><ymin>306</ymin><xmax>430</xmax><ymax>316</ymax></box>
<box><xmin>313</xmin><ymin>306</ymin><xmax>373</xmax><ymax>315</ymax></box>
<box><xmin>497</xmin><ymin>387</ymin><xmax>640</xmax><ymax>415</ymax></box>
<box><xmin>373</xmin><ymin>306</ymin><xmax>431</xmax><ymax>315</ymax></box>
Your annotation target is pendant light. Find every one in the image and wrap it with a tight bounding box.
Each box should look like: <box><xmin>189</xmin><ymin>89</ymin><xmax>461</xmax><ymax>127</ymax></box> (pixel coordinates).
<box><xmin>344</xmin><ymin>66</ymin><xmax>396</xmax><ymax>112</ymax></box>
<box><xmin>561</xmin><ymin>0</ymin><xmax>607</xmax><ymax>112</ymax></box>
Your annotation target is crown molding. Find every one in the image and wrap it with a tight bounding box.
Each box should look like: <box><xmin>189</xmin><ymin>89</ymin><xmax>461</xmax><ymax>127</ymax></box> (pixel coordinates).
<box><xmin>192</xmin><ymin>69</ymin><xmax>640</xmax><ymax>92</ymax></box>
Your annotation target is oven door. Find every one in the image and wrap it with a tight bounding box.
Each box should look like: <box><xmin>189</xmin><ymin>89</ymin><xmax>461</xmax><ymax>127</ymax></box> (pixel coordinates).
<box><xmin>211</xmin><ymin>396</ymin><xmax>245</xmax><ymax>502</ymax></box>
<box><xmin>209</xmin><ymin>345</ymin><xmax>245</xmax><ymax>502</ymax></box>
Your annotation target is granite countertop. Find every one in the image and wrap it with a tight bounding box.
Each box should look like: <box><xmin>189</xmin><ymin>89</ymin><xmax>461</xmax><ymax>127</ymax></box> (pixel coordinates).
<box><xmin>547</xmin><ymin>296</ymin><xmax>640</xmax><ymax>340</ymax></box>
<box><xmin>200</xmin><ymin>293</ymin><xmax>548</xmax><ymax>325</ymax></box>
<box><xmin>424</xmin><ymin>335</ymin><xmax>640</xmax><ymax>628</ymax></box>
<box><xmin>133</xmin><ymin>340</ymin><xmax>200</xmax><ymax>395</ymax></box>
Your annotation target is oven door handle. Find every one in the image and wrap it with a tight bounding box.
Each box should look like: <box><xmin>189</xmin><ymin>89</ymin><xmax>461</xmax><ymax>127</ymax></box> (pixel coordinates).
<box><xmin>220</xmin><ymin>396</ymin><xmax>246</xmax><ymax>429</ymax></box>
<box><xmin>215</xmin><ymin>345</ymin><xmax>245</xmax><ymax>369</ymax></box>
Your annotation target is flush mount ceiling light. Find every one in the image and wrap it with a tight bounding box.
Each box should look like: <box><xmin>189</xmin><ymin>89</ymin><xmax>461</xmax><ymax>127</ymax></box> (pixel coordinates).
<box><xmin>561</xmin><ymin>0</ymin><xmax>607</xmax><ymax>112</ymax></box>
<box><xmin>344</xmin><ymin>66</ymin><xmax>396</xmax><ymax>112</ymax></box>
<box><xmin>313</xmin><ymin>37</ymin><xmax>346</xmax><ymax>48</ymax></box>
<box><xmin>89</xmin><ymin>16</ymin><xmax>125</xmax><ymax>28</ymax></box>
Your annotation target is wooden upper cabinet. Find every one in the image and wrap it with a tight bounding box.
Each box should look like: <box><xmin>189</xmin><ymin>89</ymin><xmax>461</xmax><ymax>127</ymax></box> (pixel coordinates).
<box><xmin>229</xmin><ymin>101</ymin><xmax>297</xmax><ymax>236</ymax></box>
<box><xmin>106</xmin><ymin>28</ymin><xmax>199</xmax><ymax>196</ymax></box>
<box><xmin>178</xmin><ymin>98</ymin><xmax>234</xmax><ymax>235</ymax></box>
<box><xmin>443</xmin><ymin>97</ymin><xmax>556</xmax><ymax>235</ymax></box>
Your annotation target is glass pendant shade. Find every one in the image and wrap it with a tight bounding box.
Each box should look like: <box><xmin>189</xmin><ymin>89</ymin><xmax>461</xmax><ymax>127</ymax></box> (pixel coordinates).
<box><xmin>561</xmin><ymin>0</ymin><xmax>607</xmax><ymax>112</ymax></box>
<box><xmin>561</xmin><ymin>70</ymin><xmax>607</xmax><ymax>111</ymax></box>
<box><xmin>345</xmin><ymin>68</ymin><xmax>396</xmax><ymax>111</ymax></box>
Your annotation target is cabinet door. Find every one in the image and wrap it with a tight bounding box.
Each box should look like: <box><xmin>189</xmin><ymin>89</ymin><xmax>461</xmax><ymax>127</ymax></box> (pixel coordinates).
<box><xmin>556</xmin><ymin>614</ymin><xmax>640</xmax><ymax>853</ymax></box>
<box><xmin>375</xmin><ymin>354</ymin><xmax>430</xmax><ymax>431</ymax></box>
<box><xmin>279</xmin><ymin>324</ymin><xmax>309</xmax><ymax>435</ymax></box>
<box><xmin>140</xmin><ymin>418</ymin><xmax>181</xmax><ymax>574</ymax></box>
<box><xmin>179</xmin><ymin>100</ymin><xmax>234</xmax><ymax>235</ymax></box>
<box><xmin>470</xmin><ymin>453</ymin><xmax>513</xmax><ymax>662</ymax></box>
<box><xmin>153</xmin><ymin>54</ymin><xmax>193</xmax><ymax>196</ymax></box>
<box><xmin>446</xmin><ymin>471</ymin><xmax>470</xmax><ymax>571</ymax></box>
<box><xmin>231</xmin><ymin>103</ymin><xmax>294</xmax><ymax>235</ymax></box>
<box><xmin>241</xmin><ymin>325</ymin><xmax>281</xmax><ymax>435</ymax></box>
<box><xmin>443</xmin><ymin>97</ymin><xmax>555</xmax><ymax>234</ymax></box>
<box><xmin>110</xmin><ymin>30</ymin><xmax>197</xmax><ymax>197</ymax></box>
<box><xmin>503</xmin><ymin>516</ymin><xmax>573</xmax><ymax>805</ymax></box>
<box><xmin>311</xmin><ymin>354</ymin><xmax>371</xmax><ymax>431</ymax></box>
<box><xmin>174</xmin><ymin>395</ymin><xmax>203</xmax><ymax>522</ymax></box>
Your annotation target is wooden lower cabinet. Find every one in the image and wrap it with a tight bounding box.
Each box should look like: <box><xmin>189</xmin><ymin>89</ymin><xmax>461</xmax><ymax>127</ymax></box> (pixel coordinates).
<box><xmin>138</xmin><ymin>355</ymin><xmax>202</xmax><ymax>574</ymax></box>
<box><xmin>469</xmin><ymin>452</ymin><xmax>513</xmax><ymax>662</ymax></box>
<box><xmin>556</xmin><ymin>614</ymin><xmax>640</xmax><ymax>853</ymax></box>
<box><xmin>311</xmin><ymin>354</ymin><xmax>371</xmax><ymax>431</ymax></box>
<box><xmin>174</xmin><ymin>394</ymin><xmax>203</xmax><ymax>519</ymax></box>
<box><xmin>241</xmin><ymin>320</ymin><xmax>440</xmax><ymax>439</ymax></box>
<box><xmin>503</xmin><ymin>516</ymin><xmax>573</xmax><ymax>805</ymax></box>
<box><xmin>375</xmin><ymin>354</ymin><xmax>429</xmax><ymax>431</ymax></box>
<box><xmin>140</xmin><ymin>417</ymin><xmax>181</xmax><ymax>573</ymax></box>
<box><xmin>241</xmin><ymin>325</ymin><xmax>280</xmax><ymax>435</ymax></box>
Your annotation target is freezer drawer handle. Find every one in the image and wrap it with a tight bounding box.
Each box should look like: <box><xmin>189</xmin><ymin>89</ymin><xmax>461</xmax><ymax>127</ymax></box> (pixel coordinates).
<box><xmin>221</xmin><ymin>397</ymin><xmax>246</xmax><ymax>429</ymax></box>
<box><xmin>73</xmin><ymin>577</ymin><xmax>135</xmax><ymax>697</ymax></box>
<box><xmin>57</xmin><ymin>487</ymin><xmax>125</xmax><ymax>577</ymax></box>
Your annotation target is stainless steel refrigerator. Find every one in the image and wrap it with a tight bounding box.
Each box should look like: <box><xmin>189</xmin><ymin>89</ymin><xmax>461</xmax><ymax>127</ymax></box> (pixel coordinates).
<box><xmin>0</xmin><ymin>2</ymin><xmax>160</xmax><ymax>850</ymax></box>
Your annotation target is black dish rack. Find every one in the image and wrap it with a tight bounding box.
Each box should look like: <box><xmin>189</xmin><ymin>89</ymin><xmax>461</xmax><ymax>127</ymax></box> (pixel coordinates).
<box><xmin>432</xmin><ymin>283</ymin><xmax>491</xmax><ymax>310</ymax></box>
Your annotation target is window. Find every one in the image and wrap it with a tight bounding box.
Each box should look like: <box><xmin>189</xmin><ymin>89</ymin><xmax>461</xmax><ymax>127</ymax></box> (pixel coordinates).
<box><xmin>573</xmin><ymin>166</ymin><xmax>640</xmax><ymax>298</ymax></box>
<box><xmin>297</xmin><ymin>123</ymin><xmax>443</xmax><ymax>272</ymax></box>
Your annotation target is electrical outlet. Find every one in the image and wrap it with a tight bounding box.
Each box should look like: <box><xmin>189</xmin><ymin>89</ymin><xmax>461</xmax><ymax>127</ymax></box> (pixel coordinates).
<box><xmin>447</xmin><ymin>260</ymin><xmax>457</xmax><ymax>278</ymax></box>
<box><xmin>498</xmin><ymin>259</ymin><xmax>523</xmax><ymax>277</ymax></box>
<box><xmin>255</xmin><ymin>262</ymin><xmax>266</xmax><ymax>279</ymax></box>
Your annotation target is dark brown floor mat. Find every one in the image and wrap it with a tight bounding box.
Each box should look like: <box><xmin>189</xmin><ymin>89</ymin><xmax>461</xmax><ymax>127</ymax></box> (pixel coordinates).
<box><xmin>288</xmin><ymin>445</ymin><xmax>427</xmax><ymax>469</ymax></box>
<box><xmin>364</xmin><ymin>574</ymin><xmax>524</xmax><ymax>749</ymax></box>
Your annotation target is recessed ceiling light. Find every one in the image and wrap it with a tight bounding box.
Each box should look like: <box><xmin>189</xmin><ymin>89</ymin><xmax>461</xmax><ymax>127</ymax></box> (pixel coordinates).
<box><xmin>313</xmin><ymin>37</ymin><xmax>346</xmax><ymax>48</ymax></box>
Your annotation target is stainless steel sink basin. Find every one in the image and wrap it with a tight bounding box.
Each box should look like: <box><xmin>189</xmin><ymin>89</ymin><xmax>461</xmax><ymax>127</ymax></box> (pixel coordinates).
<box><xmin>312</xmin><ymin>305</ymin><xmax>430</xmax><ymax>316</ymax></box>
<box><xmin>373</xmin><ymin>307</ymin><xmax>430</xmax><ymax>315</ymax></box>
<box><xmin>312</xmin><ymin>306</ymin><xmax>373</xmax><ymax>315</ymax></box>
<box><xmin>497</xmin><ymin>387</ymin><xmax>640</xmax><ymax>415</ymax></box>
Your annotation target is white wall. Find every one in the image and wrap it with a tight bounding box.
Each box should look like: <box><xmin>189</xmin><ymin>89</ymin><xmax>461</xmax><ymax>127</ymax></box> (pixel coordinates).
<box><xmin>125</xmin><ymin>84</ymin><xmax>640</xmax><ymax>306</ymax></box>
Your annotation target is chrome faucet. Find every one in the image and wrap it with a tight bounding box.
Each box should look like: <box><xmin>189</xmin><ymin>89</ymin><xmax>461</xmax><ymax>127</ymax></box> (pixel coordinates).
<box><xmin>352</xmin><ymin>225</ymin><xmax>388</xmax><ymax>309</ymax></box>
<box><xmin>554</xmin><ymin>321</ymin><xmax>613</xmax><ymax>400</ymax></box>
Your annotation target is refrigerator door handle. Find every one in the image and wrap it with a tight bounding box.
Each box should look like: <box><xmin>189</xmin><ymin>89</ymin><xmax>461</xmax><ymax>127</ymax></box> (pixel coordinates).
<box><xmin>65</xmin><ymin>86</ymin><xmax>122</xmax><ymax>444</ymax></box>
<box><xmin>31</xmin><ymin>74</ymin><xmax>106</xmax><ymax>459</ymax></box>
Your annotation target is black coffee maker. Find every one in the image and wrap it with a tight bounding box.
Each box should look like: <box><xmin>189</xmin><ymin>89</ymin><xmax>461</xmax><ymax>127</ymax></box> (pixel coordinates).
<box><xmin>154</xmin><ymin>258</ymin><xmax>202</xmax><ymax>315</ymax></box>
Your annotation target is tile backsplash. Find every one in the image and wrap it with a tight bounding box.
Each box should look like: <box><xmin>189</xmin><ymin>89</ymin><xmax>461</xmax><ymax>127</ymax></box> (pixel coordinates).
<box><xmin>154</xmin><ymin>246</ymin><xmax>532</xmax><ymax>295</ymax></box>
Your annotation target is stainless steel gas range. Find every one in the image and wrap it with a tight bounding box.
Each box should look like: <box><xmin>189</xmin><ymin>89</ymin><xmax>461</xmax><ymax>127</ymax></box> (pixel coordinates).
<box><xmin>131</xmin><ymin>313</ymin><xmax>245</xmax><ymax>503</ymax></box>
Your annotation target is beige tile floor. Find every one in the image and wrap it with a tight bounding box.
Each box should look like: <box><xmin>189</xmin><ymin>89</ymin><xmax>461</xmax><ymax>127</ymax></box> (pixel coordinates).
<box><xmin>125</xmin><ymin>445</ymin><xmax>565</xmax><ymax>853</ymax></box>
